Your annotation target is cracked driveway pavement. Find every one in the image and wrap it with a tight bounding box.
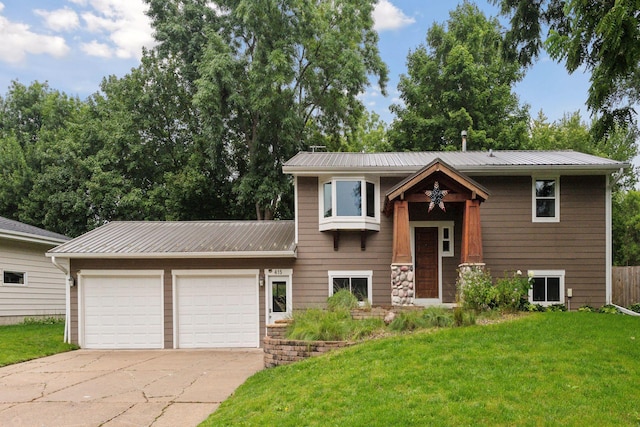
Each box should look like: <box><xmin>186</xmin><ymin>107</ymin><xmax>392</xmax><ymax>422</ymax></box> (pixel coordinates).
<box><xmin>0</xmin><ymin>349</ymin><xmax>264</xmax><ymax>426</ymax></box>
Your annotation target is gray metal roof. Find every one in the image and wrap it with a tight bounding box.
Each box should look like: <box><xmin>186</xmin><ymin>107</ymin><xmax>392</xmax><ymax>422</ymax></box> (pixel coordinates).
<box><xmin>0</xmin><ymin>216</ymin><xmax>69</xmax><ymax>245</ymax></box>
<box><xmin>283</xmin><ymin>150</ymin><xmax>629</xmax><ymax>175</ymax></box>
<box><xmin>47</xmin><ymin>221</ymin><xmax>296</xmax><ymax>258</ymax></box>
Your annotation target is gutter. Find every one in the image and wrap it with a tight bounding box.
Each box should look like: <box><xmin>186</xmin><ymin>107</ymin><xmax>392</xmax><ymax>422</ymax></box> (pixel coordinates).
<box><xmin>50</xmin><ymin>256</ymin><xmax>72</xmax><ymax>344</ymax></box>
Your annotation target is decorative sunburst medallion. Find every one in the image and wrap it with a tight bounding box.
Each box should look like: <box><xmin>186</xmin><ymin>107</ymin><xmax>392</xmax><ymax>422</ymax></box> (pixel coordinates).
<box><xmin>425</xmin><ymin>181</ymin><xmax>449</xmax><ymax>212</ymax></box>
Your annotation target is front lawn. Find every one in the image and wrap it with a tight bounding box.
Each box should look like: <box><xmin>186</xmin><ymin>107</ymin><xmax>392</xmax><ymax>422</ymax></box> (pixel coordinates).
<box><xmin>0</xmin><ymin>321</ymin><xmax>77</xmax><ymax>367</ymax></box>
<box><xmin>202</xmin><ymin>312</ymin><xmax>640</xmax><ymax>426</ymax></box>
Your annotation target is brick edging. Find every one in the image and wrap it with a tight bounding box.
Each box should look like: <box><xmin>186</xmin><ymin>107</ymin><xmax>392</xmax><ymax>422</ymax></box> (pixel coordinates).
<box><xmin>263</xmin><ymin>336</ymin><xmax>355</xmax><ymax>368</ymax></box>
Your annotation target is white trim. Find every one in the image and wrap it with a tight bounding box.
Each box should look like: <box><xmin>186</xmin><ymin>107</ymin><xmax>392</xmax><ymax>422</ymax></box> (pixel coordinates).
<box><xmin>0</xmin><ymin>231</ymin><xmax>68</xmax><ymax>246</ymax></box>
<box><xmin>318</xmin><ymin>176</ymin><xmax>381</xmax><ymax>232</ymax></box>
<box><xmin>528</xmin><ymin>269</ymin><xmax>565</xmax><ymax>306</ymax></box>
<box><xmin>78</xmin><ymin>269</ymin><xmax>164</xmax><ymax>349</ymax></box>
<box><xmin>410</xmin><ymin>221</ymin><xmax>455</xmax><ymax>304</ymax></box>
<box><xmin>265</xmin><ymin>268</ymin><xmax>293</xmax><ymax>326</ymax></box>
<box><xmin>532</xmin><ymin>176</ymin><xmax>560</xmax><ymax>223</ymax></box>
<box><xmin>171</xmin><ymin>269</ymin><xmax>260</xmax><ymax>349</ymax></box>
<box><xmin>605</xmin><ymin>174</ymin><xmax>612</xmax><ymax>304</ymax></box>
<box><xmin>294</xmin><ymin>176</ymin><xmax>299</xmax><ymax>245</ymax></box>
<box><xmin>328</xmin><ymin>270</ymin><xmax>373</xmax><ymax>304</ymax></box>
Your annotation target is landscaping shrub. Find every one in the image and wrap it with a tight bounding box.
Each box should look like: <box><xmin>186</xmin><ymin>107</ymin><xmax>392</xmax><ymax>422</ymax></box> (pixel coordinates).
<box><xmin>456</xmin><ymin>268</ymin><xmax>495</xmax><ymax>311</ymax></box>
<box><xmin>598</xmin><ymin>304</ymin><xmax>621</xmax><ymax>314</ymax></box>
<box><xmin>494</xmin><ymin>271</ymin><xmax>530</xmax><ymax>311</ymax></box>
<box><xmin>389</xmin><ymin>307</ymin><xmax>454</xmax><ymax>332</ymax></box>
<box><xmin>578</xmin><ymin>305</ymin><xmax>596</xmax><ymax>312</ymax></box>
<box><xmin>327</xmin><ymin>289</ymin><xmax>359</xmax><ymax>312</ymax></box>
<box><xmin>453</xmin><ymin>307</ymin><xmax>476</xmax><ymax>326</ymax></box>
<box><xmin>629</xmin><ymin>303</ymin><xmax>640</xmax><ymax>313</ymax></box>
<box><xmin>22</xmin><ymin>316</ymin><xmax>64</xmax><ymax>325</ymax></box>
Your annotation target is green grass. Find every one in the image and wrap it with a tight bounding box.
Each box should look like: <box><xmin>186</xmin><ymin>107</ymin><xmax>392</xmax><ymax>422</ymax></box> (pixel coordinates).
<box><xmin>202</xmin><ymin>313</ymin><xmax>640</xmax><ymax>426</ymax></box>
<box><xmin>0</xmin><ymin>322</ymin><xmax>77</xmax><ymax>367</ymax></box>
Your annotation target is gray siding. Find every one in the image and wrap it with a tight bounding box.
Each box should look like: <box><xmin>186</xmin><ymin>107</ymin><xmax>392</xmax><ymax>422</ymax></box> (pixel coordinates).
<box><xmin>0</xmin><ymin>240</ymin><xmax>65</xmax><ymax>322</ymax></box>
<box><xmin>69</xmin><ymin>258</ymin><xmax>295</xmax><ymax>348</ymax></box>
<box><xmin>294</xmin><ymin>177</ymin><xmax>395</xmax><ymax>307</ymax></box>
<box><xmin>477</xmin><ymin>175</ymin><xmax>607</xmax><ymax>307</ymax></box>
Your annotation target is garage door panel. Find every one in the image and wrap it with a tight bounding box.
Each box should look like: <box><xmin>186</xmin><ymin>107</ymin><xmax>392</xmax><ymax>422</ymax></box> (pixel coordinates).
<box><xmin>81</xmin><ymin>273</ymin><xmax>163</xmax><ymax>349</ymax></box>
<box><xmin>175</xmin><ymin>273</ymin><xmax>258</xmax><ymax>348</ymax></box>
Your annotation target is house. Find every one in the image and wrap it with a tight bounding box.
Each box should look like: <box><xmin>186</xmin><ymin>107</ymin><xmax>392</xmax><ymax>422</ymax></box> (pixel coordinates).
<box><xmin>47</xmin><ymin>150</ymin><xmax>628</xmax><ymax>349</ymax></box>
<box><xmin>0</xmin><ymin>216</ymin><xmax>69</xmax><ymax>324</ymax></box>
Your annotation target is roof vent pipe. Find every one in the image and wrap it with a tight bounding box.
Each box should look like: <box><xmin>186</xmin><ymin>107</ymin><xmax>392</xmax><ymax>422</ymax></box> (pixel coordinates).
<box><xmin>461</xmin><ymin>130</ymin><xmax>467</xmax><ymax>152</ymax></box>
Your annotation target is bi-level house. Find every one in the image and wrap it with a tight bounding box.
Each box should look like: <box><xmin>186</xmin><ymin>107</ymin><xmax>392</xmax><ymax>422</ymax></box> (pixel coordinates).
<box><xmin>48</xmin><ymin>150</ymin><xmax>627</xmax><ymax>349</ymax></box>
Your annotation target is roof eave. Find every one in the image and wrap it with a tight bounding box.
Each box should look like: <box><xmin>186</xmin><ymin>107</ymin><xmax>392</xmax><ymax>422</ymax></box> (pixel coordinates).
<box><xmin>1</xmin><ymin>232</ymin><xmax>69</xmax><ymax>246</ymax></box>
<box><xmin>45</xmin><ymin>249</ymin><xmax>298</xmax><ymax>259</ymax></box>
<box><xmin>284</xmin><ymin>164</ymin><xmax>629</xmax><ymax>176</ymax></box>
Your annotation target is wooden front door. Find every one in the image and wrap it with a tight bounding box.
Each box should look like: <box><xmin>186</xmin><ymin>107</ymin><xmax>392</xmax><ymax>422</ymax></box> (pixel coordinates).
<box><xmin>415</xmin><ymin>227</ymin><xmax>439</xmax><ymax>299</ymax></box>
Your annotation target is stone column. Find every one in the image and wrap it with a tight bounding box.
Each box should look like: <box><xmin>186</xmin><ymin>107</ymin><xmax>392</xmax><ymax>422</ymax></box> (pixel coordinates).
<box><xmin>391</xmin><ymin>264</ymin><xmax>414</xmax><ymax>306</ymax></box>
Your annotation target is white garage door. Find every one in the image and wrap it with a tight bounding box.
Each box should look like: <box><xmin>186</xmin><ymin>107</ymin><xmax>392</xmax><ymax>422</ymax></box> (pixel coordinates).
<box><xmin>173</xmin><ymin>270</ymin><xmax>259</xmax><ymax>348</ymax></box>
<box><xmin>80</xmin><ymin>271</ymin><xmax>164</xmax><ymax>349</ymax></box>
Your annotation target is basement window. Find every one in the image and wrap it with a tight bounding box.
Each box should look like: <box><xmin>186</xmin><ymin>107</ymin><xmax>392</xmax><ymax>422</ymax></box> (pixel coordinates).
<box><xmin>528</xmin><ymin>270</ymin><xmax>565</xmax><ymax>306</ymax></box>
<box><xmin>328</xmin><ymin>270</ymin><xmax>373</xmax><ymax>305</ymax></box>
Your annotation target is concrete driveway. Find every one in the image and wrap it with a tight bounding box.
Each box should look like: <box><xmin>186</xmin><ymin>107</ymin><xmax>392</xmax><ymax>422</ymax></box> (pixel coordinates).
<box><xmin>0</xmin><ymin>349</ymin><xmax>264</xmax><ymax>427</ymax></box>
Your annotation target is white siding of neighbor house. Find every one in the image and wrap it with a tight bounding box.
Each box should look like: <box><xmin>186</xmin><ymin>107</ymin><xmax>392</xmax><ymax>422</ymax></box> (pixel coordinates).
<box><xmin>0</xmin><ymin>239</ymin><xmax>65</xmax><ymax>323</ymax></box>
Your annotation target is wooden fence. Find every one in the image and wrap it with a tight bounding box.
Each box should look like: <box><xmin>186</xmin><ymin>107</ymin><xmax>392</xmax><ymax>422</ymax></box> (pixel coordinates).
<box><xmin>612</xmin><ymin>266</ymin><xmax>640</xmax><ymax>307</ymax></box>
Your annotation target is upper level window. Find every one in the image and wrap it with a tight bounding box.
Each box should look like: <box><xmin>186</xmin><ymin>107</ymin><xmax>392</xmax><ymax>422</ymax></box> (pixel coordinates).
<box><xmin>319</xmin><ymin>177</ymin><xmax>379</xmax><ymax>231</ymax></box>
<box><xmin>533</xmin><ymin>178</ymin><xmax>559</xmax><ymax>222</ymax></box>
<box><xmin>3</xmin><ymin>271</ymin><xmax>26</xmax><ymax>285</ymax></box>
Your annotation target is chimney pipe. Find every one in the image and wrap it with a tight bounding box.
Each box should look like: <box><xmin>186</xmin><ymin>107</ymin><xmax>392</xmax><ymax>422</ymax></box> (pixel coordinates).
<box><xmin>461</xmin><ymin>130</ymin><xmax>467</xmax><ymax>152</ymax></box>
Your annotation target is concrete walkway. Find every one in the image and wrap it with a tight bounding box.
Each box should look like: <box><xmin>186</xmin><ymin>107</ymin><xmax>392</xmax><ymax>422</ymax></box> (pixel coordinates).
<box><xmin>0</xmin><ymin>349</ymin><xmax>264</xmax><ymax>426</ymax></box>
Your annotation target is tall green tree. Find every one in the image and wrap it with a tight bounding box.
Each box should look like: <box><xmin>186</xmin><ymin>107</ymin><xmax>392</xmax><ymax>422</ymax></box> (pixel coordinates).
<box><xmin>613</xmin><ymin>190</ymin><xmax>640</xmax><ymax>266</ymax></box>
<box><xmin>493</xmin><ymin>0</ymin><xmax>640</xmax><ymax>137</ymax></box>
<box><xmin>389</xmin><ymin>1</ymin><xmax>529</xmax><ymax>151</ymax></box>
<box><xmin>146</xmin><ymin>0</ymin><xmax>388</xmax><ymax>219</ymax></box>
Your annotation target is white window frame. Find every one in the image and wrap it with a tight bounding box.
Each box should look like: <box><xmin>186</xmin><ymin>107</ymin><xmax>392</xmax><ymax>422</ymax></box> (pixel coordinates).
<box><xmin>318</xmin><ymin>176</ymin><xmax>380</xmax><ymax>232</ymax></box>
<box><xmin>328</xmin><ymin>270</ymin><xmax>373</xmax><ymax>305</ymax></box>
<box><xmin>532</xmin><ymin>177</ymin><xmax>560</xmax><ymax>223</ymax></box>
<box><xmin>2</xmin><ymin>270</ymin><xmax>27</xmax><ymax>286</ymax></box>
<box><xmin>528</xmin><ymin>269</ymin><xmax>565</xmax><ymax>306</ymax></box>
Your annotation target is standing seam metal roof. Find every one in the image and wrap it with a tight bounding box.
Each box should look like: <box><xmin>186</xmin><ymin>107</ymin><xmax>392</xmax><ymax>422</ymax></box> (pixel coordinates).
<box><xmin>282</xmin><ymin>150</ymin><xmax>628</xmax><ymax>171</ymax></box>
<box><xmin>47</xmin><ymin>221</ymin><xmax>296</xmax><ymax>257</ymax></box>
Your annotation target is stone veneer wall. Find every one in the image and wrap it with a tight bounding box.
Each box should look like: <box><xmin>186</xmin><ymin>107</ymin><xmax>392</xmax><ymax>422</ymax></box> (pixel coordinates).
<box><xmin>391</xmin><ymin>264</ymin><xmax>414</xmax><ymax>306</ymax></box>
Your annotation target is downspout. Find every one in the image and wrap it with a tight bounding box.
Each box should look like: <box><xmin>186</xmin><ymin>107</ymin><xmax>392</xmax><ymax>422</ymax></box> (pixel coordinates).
<box><xmin>607</xmin><ymin>169</ymin><xmax>624</xmax><ymax>306</ymax></box>
<box><xmin>51</xmin><ymin>256</ymin><xmax>71</xmax><ymax>344</ymax></box>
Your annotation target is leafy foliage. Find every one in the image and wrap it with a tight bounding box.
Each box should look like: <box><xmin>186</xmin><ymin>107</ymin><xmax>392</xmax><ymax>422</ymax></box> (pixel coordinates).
<box><xmin>286</xmin><ymin>308</ymin><xmax>383</xmax><ymax>341</ymax></box>
<box><xmin>493</xmin><ymin>0</ymin><xmax>640</xmax><ymax>137</ymax></box>
<box><xmin>389</xmin><ymin>2</ymin><xmax>529</xmax><ymax>151</ymax></box>
<box><xmin>457</xmin><ymin>269</ymin><xmax>531</xmax><ymax>312</ymax></box>
<box><xmin>612</xmin><ymin>190</ymin><xmax>640</xmax><ymax>266</ymax></box>
<box><xmin>327</xmin><ymin>289</ymin><xmax>359</xmax><ymax>312</ymax></box>
<box><xmin>388</xmin><ymin>307</ymin><xmax>455</xmax><ymax>331</ymax></box>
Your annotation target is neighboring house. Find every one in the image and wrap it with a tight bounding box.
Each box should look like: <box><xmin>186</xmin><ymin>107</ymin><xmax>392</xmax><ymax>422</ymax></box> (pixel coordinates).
<box><xmin>47</xmin><ymin>150</ymin><xmax>628</xmax><ymax>349</ymax></box>
<box><xmin>0</xmin><ymin>216</ymin><xmax>69</xmax><ymax>325</ymax></box>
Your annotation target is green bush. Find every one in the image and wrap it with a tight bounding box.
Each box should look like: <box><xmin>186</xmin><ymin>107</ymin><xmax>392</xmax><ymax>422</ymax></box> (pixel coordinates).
<box><xmin>453</xmin><ymin>307</ymin><xmax>476</xmax><ymax>326</ymax></box>
<box><xmin>598</xmin><ymin>304</ymin><xmax>621</xmax><ymax>315</ymax></box>
<box><xmin>628</xmin><ymin>303</ymin><xmax>640</xmax><ymax>313</ymax></box>
<box><xmin>578</xmin><ymin>305</ymin><xmax>596</xmax><ymax>313</ymax></box>
<box><xmin>494</xmin><ymin>272</ymin><xmax>530</xmax><ymax>312</ymax></box>
<box><xmin>22</xmin><ymin>316</ymin><xmax>64</xmax><ymax>325</ymax></box>
<box><xmin>389</xmin><ymin>307</ymin><xmax>455</xmax><ymax>332</ymax></box>
<box><xmin>327</xmin><ymin>289</ymin><xmax>359</xmax><ymax>312</ymax></box>
<box><xmin>457</xmin><ymin>268</ymin><xmax>495</xmax><ymax>312</ymax></box>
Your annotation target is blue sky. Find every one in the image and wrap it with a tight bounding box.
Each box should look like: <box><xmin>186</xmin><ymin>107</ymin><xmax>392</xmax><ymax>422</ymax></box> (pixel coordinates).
<box><xmin>0</xmin><ymin>0</ymin><xmax>592</xmax><ymax>126</ymax></box>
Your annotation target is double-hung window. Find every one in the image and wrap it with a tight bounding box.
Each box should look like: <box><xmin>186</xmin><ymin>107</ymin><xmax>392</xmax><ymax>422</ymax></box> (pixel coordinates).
<box><xmin>319</xmin><ymin>177</ymin><xmax>379</xmax><ymax>231</ymax></box>
<box><xmin>528</xmin><ymin>270</ymin><xmax>564</xmax><ymax>306</ymax></box>
<box><xmin>533</xmin><ymin>177</ymin><xmax>560</xmax><ymax>222</ymax></box>
<box><xmin>328</xmin><ymin>270</ymin><xmax>373</xmax><ymax>304</ymax></box>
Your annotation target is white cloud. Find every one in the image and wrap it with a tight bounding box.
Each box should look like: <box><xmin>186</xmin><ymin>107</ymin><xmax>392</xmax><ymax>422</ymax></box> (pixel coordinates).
<box><xmin>0</xmin><ymin>2</ymin><xmax>70</xmax><ymax>64</ymax></box>
<box><xmin>35</xmin><ymin>7</ymin><xmax>80</xmax><ymax>32</ymax></box>
<box><xmin>81</xmin><ymin>39</ymin><xmax>112</xmax><ymax>58</ymax></box>
<box><xmin>80</xmin><ymin>0</ymin><xmax>155</xmax><ymax>59</ymax></box>
<box><xmin>373</xmin><ymin>0</ymin><xmax>415</xmax><ymax>31</ymax></box>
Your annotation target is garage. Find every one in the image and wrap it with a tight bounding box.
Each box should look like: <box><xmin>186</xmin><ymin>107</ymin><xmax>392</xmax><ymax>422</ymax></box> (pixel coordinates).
<box><xmin>47</xmin><ymin>221</ymin><xmax>296</xmax><ymax>349</ymax></box>
<box><xmin>173</xmin><ymin>270</ymin><xmax>259</xmax><ymax>348</ymax></box>
<box><xmin>79</xmin><ymin>270</ymin><xmax>164</xmax><ymax>349</ymax></box>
